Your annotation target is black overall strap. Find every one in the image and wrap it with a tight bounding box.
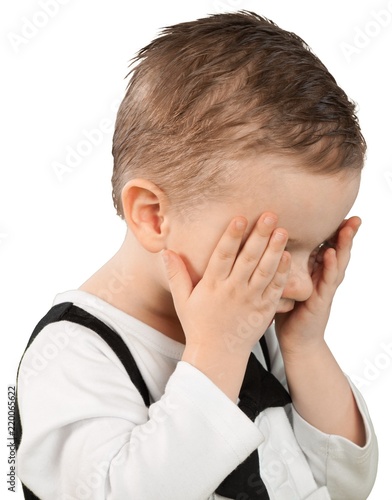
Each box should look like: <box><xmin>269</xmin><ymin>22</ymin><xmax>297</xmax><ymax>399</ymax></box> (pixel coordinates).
<box><xmin>260</xmin><ymin>335</ymin><xmax>271</xmax><ymax>372</ymax></box>
<box><xmin>215</xmin><ymin>343</ymin><xmax>291</xmax><ymax>499</ymax></box>
<box><xmin>15</xmin><ymin>302</ymin><xmax>150</xmax><ymax>500</ymax></box>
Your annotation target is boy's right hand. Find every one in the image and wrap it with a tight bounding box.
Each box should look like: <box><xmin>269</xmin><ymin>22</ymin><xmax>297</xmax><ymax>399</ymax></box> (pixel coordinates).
<box><xmin>161</xmin><ymin>213</ymin><xmax>290</xmax><ymax>401</ymax></box>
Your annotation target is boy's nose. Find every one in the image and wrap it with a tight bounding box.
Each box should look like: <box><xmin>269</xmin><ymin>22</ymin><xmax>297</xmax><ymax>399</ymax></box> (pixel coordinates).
<box><xmin>282</xmin><ymin>265</ymin><xmax>313</xmax><ymax>303</ymax></box>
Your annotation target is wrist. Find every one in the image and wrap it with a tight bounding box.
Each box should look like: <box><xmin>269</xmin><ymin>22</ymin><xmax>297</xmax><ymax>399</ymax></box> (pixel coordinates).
<box><xmin>182</xmin><ymin>343</ymin><xmax>251</xmax><ymax>403</ymax></box>
<box><xmin>279</xmin><ymin>336</ymin><xmax>328</xmax><ymax>366</ymax></box>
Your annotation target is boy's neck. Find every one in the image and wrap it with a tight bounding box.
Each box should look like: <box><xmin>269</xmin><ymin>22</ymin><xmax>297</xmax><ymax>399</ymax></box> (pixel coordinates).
<box><xmin>78</xmin><ymin>239</ymin><xmax>186</xmax><ymax>345</ymax></box>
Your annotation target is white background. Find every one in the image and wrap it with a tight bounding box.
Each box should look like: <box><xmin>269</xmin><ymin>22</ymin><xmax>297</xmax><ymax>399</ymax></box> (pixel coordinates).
<box><xmin>1</xmin><ymin>0</ymin><xmax>391</xmax><ymax>498</ymax></box>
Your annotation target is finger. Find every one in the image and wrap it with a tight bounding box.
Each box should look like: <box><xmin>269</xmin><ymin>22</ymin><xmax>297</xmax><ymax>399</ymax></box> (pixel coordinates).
<box><xmin>317</xmin><ymin>247</ymin><xmax>339</xmax><ymax>291</ymax></box>
<box><xmin>323</xmin><ymin>216</ymin><xmax>361</xmax><ymax>250</ymax></box>
<box><xmin>314</xmin><ymin>231</ymin><xmax>350</xmax><ymax>292</ymax></box>
<box><xmin>259</xmin><ymin>251</ymin><xmax>291</xmax><ymax>311</ymax></box>
<box><xmin>343</xmin><ymin>216</ymin><xmax>362</xmax><ymax>234</ymax></box>
<box><xmin>247</xmin><ymin>228</ymin><xmax>289</xmax><ymax>289</ymax></box>
<box><xmin>335</xmin><ymin>221</ymin><xmax>359</xmax><ymax>274</ymax></box>
<box><xmin>320</xmin><ymin>216</ymin><xmax>361</xmax><ymax>279</ymax></box>
<box><xmin>203</xmin><ymin>217</ymin><xmax>248</xmax><ymax>281</ymax></box>
<box><xmin>161</xmin><ymin>249</ymin><xmax>194</xmax><ymax>312</ymax></box>
<box><xmin>230</xmin><ymin>212</ymin><xmax>279</xmax><ymax>283</ymax></box>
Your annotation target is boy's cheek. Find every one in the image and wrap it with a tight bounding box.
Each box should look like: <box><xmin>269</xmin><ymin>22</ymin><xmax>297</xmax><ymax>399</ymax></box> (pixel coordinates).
<box><xmin>159</xmin><ymin>237</ymin><xmax>212</xmax><ymax>289</ymax></box>
<box><xmin>165</xmin><ymin>222</ymin><xmax>228</xmax><ymax>280</ymax></box>
<box><xmin>178</xmin><ymin>251</ymin><xmax>206</xmax><ymax>286</ymax></box>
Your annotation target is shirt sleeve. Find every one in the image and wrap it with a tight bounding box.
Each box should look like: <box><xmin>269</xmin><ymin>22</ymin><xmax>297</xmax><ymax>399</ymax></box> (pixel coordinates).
<box><xmin>264</xmin><ymin>328</ymin><xmax>378</xmax><ymax>500</ymax></box>
<box><xmin>291</xmin><ymin>376</ymin><xmax>378</xmax><ymax>500</ymax></box>
<box><xmin>16</xmin><ymin>322</ymin><xmax>263</xmax><ymax>500</ymax></box>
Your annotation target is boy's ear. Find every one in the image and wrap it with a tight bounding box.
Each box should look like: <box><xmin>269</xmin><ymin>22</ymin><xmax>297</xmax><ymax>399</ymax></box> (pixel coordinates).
<box><xmin>121</xmin><ymin>179</ymin><xmax>170</xmax><ymax>252</ymax></box>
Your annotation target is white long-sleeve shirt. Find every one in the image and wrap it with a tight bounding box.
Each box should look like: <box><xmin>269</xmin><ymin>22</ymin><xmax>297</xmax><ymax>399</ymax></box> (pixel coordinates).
<box><xmin>16</xmin><ymin>290</ymin><xmax>378</xmax><ymax>499</ymax></box>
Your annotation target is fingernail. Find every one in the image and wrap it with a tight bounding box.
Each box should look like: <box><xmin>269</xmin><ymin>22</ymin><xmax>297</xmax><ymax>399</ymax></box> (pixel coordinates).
<box><xmin>235</xmin><ymin>219</ymin><xmax>246</xmax><ymax>230</ymax></box>
<box><xmin>264</xmin><ymin>216</ymin><xmax>277</xmax><ymax>226</ymax></box>
<box><xmin>273</xmin><ymin>231</ymin><xmax>286</xmax><ymax>241</ymax></box>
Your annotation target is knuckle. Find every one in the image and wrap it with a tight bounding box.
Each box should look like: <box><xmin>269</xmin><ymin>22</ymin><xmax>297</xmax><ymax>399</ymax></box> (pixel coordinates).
<box><xmin>268</xmin><ymin>278</ymin><xmax>285</xmax><ymax>293</ymax></box>
<box><xmin>241</xmin><ymin>251</ymin><xmax>257</xmax><ymax>265</ymax></box>
<box><xmin>216</xmin><ymin>247</ymin><xmax>234</xmax><ymax>261</ymax></box>
<box><xmin>225</xmin><ymin>284</ymin><xmax>238</xmax><ymax>300</ymax></box>
<box><xmin>255</xmin><ymin>266</ymin><xmax>273</xmax><ymax>281</ymax></box>
<box><xmin>259</xmin><ymin>298</ymin><xmax>277</xmax><ymax>316</ymax></box>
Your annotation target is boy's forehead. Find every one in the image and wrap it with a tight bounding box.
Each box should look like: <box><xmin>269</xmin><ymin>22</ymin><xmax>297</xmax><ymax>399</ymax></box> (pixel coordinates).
<box><xmin>236</xmin><ymin>153</ymin><xmax>361</xmax><ymax>202</ymax></box>
<box><xmin>234</xmin><ymin>160</ymin><xmax>360</xmax><ymax>245</ymax></box>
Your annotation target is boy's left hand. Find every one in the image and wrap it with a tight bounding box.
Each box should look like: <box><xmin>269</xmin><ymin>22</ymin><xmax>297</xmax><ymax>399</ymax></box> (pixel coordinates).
<box><xmin>274</xmin><ymin>216</ymin><xmax>361</xmax><ymax>356</ymax></box>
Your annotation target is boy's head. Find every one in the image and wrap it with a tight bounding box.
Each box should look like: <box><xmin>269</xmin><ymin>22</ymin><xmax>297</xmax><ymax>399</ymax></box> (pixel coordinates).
<box><xmin>111</xmin><ymin>10</ymin><xmax>365</xmax><ymax>223</ymax></box>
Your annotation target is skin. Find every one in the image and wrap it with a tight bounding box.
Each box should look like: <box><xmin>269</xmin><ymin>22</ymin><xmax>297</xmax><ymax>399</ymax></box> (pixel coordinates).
<box><xmin>79</xmin><ymin>155</ymin><xmax>366</xmax><ymax>446</ymax></box>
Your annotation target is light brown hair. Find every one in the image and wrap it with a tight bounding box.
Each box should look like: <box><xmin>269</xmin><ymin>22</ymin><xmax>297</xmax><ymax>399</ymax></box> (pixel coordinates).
<box><xmin>111</xmin><ymin>11</ymin><xmax>366</xmax><ymax>220</ymax></box>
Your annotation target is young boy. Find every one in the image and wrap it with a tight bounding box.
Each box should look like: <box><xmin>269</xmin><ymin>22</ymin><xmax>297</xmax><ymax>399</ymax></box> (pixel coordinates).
<box><xmin>16</xmin><ymin>11</ymin><xmax>378</xmax><ymax>500</ymax></box>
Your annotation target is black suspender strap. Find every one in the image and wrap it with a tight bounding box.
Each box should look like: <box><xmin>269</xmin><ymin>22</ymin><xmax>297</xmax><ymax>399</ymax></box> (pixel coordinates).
<box><xmin>260</xmin><ymin>335</ymin><xmax>271</xmax><ymax>372</ymax></box>
<box><xmin>15</xmin><ymin>302</ymin><xmax>151</xmax><ymax>500</ymax></box>
<box><xmin>50</xmin><ymin>303</ymin><xmax>151</xmax><ymax>407</ymax></box>
<box><xmin>15</xmin><ymin>301</ymin><xmax>150</xmax><ymax>420</ymax></box>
